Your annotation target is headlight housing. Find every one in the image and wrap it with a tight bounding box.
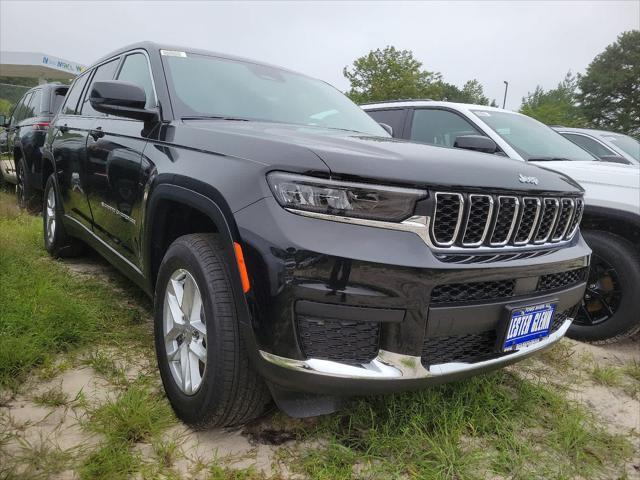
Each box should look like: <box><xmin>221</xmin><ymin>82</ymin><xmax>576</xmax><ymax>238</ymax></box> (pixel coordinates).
<box><xmin>267</xmin><ymin>172</ymin><xmax>427</xmax><ymax>223</ymax></box>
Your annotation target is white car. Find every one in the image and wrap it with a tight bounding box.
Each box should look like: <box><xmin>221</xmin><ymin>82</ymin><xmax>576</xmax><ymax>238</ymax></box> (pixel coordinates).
<box><xmin>552</xmin><ymin>126</ymin><xmax>639</xmax><ymax>166</ymax></box>
<box><xmin>363</xmin><ymin>100</ymin><xmax>640</xmax><ymax>343</ymax></box>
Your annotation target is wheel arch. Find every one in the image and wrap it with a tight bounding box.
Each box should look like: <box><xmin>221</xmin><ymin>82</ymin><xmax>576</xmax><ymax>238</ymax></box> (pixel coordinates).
<box><xmin>581</xmin><ymin>205</ymin><xmax>640</xmax><ymax>252</ymax></box>
<box><xmin>143</xmin><ymin>176</ymin><xmax>251</xmax><ymax>323</ymax></box>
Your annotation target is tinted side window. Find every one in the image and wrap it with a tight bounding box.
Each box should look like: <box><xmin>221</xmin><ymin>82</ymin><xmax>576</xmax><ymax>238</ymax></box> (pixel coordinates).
<box><xmin>24</xmin><ymin>89</ymin><xmax>43</xmax><ymax>119</ymax></box>
<box><xmin>81</xmin><ymin>58</ymin><xmax>120</xmax><ymax>116</ymax></box>
<box><xmin>13</xmin><ymin>92</ymin><xmax>32</xmax><ymax>124</ymax></box>
<box><xmin>51</xmin><ymin>88</ymin><xmax>68</xmax><ymax>114</ymax></box>
<box><xmin>410</xmin><ymin>109</ymin><xmax>481</xmax><ymax>147</ymax></box>
<box><xmin>562</xmin><ymin>133</ymin><xmax>615</xmax><ymax>158</ymax></box>
<box><xmin>367</xmin><ymin>109</ymin><xmax>406</xmax><ymax>137</ymax></box>
<box><xmin>62</xmin><ymin>74</ymin><xmax>90</xmax><ymax>115</ymax></box>
<box><xmin>117</xmin><ymin>53</ymin><xmax>155</xmax><ymax>109</ymax></box>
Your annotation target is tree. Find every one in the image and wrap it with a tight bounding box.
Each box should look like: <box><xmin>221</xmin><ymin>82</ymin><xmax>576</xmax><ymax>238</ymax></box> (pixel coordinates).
<box><xmin>578</xmin><ymin>30</ymin><xmax>640</xmax><ymax>137</ymax></box>
<box><xmin>343</xmin><ymin>46</ymin><xmax>442</xmax><ymax>103</ymax></box>
<box><xmin>520</xmin><ymin>72</ymin><xmax>587</xmax><ymax>127</ymax></box>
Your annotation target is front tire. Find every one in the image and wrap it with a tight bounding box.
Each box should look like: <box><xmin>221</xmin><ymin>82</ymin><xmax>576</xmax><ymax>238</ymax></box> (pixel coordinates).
<box><xmin>154</xmin><ymin>233</ymin><xmax>271</xmax><ymax>428</ymax></box>
<box><xmin>43</xmin><ymin>175</ymin><xmax>84</xmax><ymax>258</ymax></box>
<box><xmin>568</xmin><ymin>230</ymin><xmax>640</xmax><ymax>343</ymax></box>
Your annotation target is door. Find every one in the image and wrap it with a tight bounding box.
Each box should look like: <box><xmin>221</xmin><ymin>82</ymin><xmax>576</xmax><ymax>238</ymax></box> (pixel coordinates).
<box><xmin>84</xmin><ymin>52</ymin><xmax>157</xmax><ymax>265</ymax></box>
<box><xmin>51</xmin><ymin>70</ymin><xmax>95</xmax><ymax>230</ymax></box>
<box><xmin>3</xmin><ymin>91</ymin><xmax>32</xmax><ymax>179</ymax></box>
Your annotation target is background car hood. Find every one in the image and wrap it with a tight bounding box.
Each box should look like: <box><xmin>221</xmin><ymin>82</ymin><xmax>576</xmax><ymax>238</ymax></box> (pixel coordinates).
<box><xmin>183</xmin><ymin>121</ymin><xmax>583</xmax><ymax>193</ymax></box>
<box><xmin>530</xmin><ymin>161</ymin><xmax>640</xmax><ymax>190</ymax></box>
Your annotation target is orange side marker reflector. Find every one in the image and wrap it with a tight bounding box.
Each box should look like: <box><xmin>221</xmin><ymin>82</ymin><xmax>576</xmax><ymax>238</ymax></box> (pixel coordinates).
<box><xmin>233</xmin><ymin>242</ymin><xmax>251</xmax><ymax>293</ymax></box>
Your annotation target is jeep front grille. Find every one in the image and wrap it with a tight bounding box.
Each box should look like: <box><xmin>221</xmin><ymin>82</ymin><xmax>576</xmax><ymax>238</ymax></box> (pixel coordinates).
<box><xmin>431</xmin><ymin>192</ymin><xmax>583</xmax><ymax>250</ymax></box>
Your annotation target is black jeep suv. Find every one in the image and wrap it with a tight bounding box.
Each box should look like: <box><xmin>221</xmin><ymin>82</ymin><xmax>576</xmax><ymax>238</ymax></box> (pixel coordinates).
<box><xmin>0</xmin><ymin>83</ymin><xmax>68</xmax><ymax>207</ymax></box>
<box><xmin>42</xmin><ymin>42</ymin><xmax>590</xmax><ymax>426</ymax></box>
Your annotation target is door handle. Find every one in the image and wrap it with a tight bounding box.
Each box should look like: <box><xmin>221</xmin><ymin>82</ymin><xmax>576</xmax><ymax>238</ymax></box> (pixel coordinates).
<box><xmin>89</xmin><ymin>127</ymin><xmax>105</xmax><ymax>141</ymax></box>
<box><xmin>59</xmin><ymin>124</ymin><xmax>69</xmax><ymax>133</ymax></box>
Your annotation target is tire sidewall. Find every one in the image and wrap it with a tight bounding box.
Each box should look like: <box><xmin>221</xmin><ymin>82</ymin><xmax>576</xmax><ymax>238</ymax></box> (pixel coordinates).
<box><xmin>569</xmin><ymin>230</ymin><xmax>640</xmax><ymax>341</ymax></box>
<box><xmin>43</xmin><ymin>175</ymin><xmax>62</xmax><ymax>254</ymax></box>
<box><xmin>154</xmin><ymin>240</ymin><xmax>235</xmax><ymax>424</ymax></box>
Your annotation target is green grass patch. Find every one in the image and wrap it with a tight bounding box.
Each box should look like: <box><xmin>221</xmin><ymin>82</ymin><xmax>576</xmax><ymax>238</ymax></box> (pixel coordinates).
<box><xmin>285</xmin><ymin>371</ymin><xmax>632</xmax><ymax>479</ymax></box>
<box><xmin>32</xmin><ymin>384</ymin><xmax>69</xmax><ymax>408</ymax></box>
<box><xmin>591</xmin><ymin>365</ymin><xmax>622</xmax><ymax>386</ymax></box>
<box><xmin>78</xmin><ymin>440</ymin><xmax>139</xmax><ymax>480</ymax></box>
<box><xmin>0</xmin><ymin>191</ymin><xmax>148</xmax><ymax>389</ymax></box>
<box><xmin>623</xmin><ymin>360</ymin><xmax>640</xmax><ymax>382</ymax></box>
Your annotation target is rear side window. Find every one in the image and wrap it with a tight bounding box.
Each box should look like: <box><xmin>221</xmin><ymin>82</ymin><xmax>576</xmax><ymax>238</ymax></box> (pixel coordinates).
<box><xmin>24</xmin><ymin>89</ymin><xmax>43</xmax><ymax>119</ymax></box>
<box><xmin>410</xmin><ymin>109</ymin><xmax>481</xmax><ymax>147</ymax></box>
<box><xmin>51</xmin><ymin>88</ymin><xmax>68</xmax><ymax>114</ymax></box>
<box><xmin>12</xmin><ymin>92</ymin><xmax>32</xmax><ymax>124</ymax></box>
<box><xmin>62</xmin><ymin>74</ymin><xmax>90</xmax><ymax>115</ymax></box>
<box><xmin>80</xmin><ymin>58</ymin><xmax>120</xmax><ymax>117</ymax></box>
<box><xmin>562</xmin><ymin>133</ymin><xmax>616</xmax><ymax>158</ymax></box>
<box><xmin>366</xmin><ymin>109</ymin><xmax>406</xmax><ymax>137</ymax></box>
<box><xmin>117</xmin><ymin>53</ymin><xmax>155</xmax><ymax>109</ymax></box>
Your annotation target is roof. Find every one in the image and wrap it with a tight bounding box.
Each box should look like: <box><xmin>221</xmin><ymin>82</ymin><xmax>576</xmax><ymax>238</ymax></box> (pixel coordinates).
<box><xmin>93</xmin><ymin>41</ymin><xmax>307</xmax><ymax>77</ymax></box>
<box><xmin>0</xmin><ymin>51</ymin><xmax>86</xmax><ymax>79</ymax></box>
<box><xmin>551</xmin><ymin>126</ymin><xmax>624</xmax><ymax>136</ymax></box>
<box><xmin>360</xmin><ymin>99</ymin><xmax>510</xmax><ymax>112</ymax></box>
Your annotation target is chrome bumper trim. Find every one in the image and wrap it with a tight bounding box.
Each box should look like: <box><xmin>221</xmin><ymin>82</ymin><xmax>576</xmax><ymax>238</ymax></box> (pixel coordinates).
<box><xmin>259</xmin><ymin>319</ymin><xmax>571</xmax><ymax>380</ymax></box>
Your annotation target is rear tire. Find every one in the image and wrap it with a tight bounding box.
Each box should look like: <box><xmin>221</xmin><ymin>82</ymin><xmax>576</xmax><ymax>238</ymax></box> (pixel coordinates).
<box><xmin>568</xmin><ymin>230</ymin><xmax>640</xmax><ymax>344</ymax></box>
<box><xmin>43</xmin><ymin>174</ymin><xmax>84</xmax><ymax>258</ymax></box>
<box><xmin>16</xmin><ymin>157</ymin><xmax>39</xmax><ymax>211</ymax></box>
<box><xmin>154</xmin><ymin>233</ymin><xmax>271</xmax><ymax>428</ymax></box>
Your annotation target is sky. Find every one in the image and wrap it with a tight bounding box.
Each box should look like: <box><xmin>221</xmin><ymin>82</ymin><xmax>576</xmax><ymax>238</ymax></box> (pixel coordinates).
<box><xmin>1</xmin><ymin>0</ymin><xmax>638</xmax><ymax>109</ymax></box>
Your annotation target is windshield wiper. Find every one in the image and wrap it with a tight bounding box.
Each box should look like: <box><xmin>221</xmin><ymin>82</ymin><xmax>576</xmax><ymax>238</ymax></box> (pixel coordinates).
<box><xmin>528</xmin><ymin>156</ymin><xmax>572</xmax><ymax>162</ymax></box>
<box><xmin>182</xmin><ymin>115</ymin><xmax>250</xmax><ymax>122</ymax></box>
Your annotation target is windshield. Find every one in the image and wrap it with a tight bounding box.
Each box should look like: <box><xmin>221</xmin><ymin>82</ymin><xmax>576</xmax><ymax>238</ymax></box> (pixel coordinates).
<box><xmin>471</xmin><ymin>110</ymin><xmax>596</xmax><ymax>161</ymax></box>
<box><xmin>600</xmin><ymin>133</ymin><xmax>640</xmax><ymax>161</ymax></box>
<box><xmin>162</xmin><ymin>52</ymin><xmax>387</xmax><ymax>136</ymax></box>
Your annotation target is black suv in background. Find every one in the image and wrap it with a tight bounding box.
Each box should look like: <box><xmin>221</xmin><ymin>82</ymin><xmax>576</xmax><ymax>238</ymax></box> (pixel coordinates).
<box><xmin>0</xmin><ymin>83</ymin><xmax>68</xmax><ymax>207</ymax></box>
<box><xmin>42</xmin><ymin>42</ymin><xmax>590</xmax><ymax>426</ymax></box>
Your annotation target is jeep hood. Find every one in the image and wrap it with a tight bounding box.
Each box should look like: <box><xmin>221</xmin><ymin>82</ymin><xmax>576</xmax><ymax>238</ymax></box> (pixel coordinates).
<box><xmin>182</xmin><ymin>121</ymin><xmax>582</xmax><ymax>194</ymax></box>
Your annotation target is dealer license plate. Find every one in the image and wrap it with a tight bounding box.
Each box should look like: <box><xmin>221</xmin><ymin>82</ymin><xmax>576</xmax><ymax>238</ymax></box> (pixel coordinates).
<box><xmin>503</xmin><ymin>302</ymin><xmax>556</xmax><ymax>351</ymax></box>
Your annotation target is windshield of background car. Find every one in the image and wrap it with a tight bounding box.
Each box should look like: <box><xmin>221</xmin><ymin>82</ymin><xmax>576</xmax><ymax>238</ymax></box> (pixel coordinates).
<box><xmin>162</xmin><ymin>52</ymin><xmax>387</xmax><ymax>136</ymax></box>
<box><xmin>601</xmin><ymin>133</ymin><xmax>640</xmax><ymax>161</ymax></box>
<box><xmin>471</xmin><ymin>110</ymin><xmax>596</xmax><ymax>161</ymax></box>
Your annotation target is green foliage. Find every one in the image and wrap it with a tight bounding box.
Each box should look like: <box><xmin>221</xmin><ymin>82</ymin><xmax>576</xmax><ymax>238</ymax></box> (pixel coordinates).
<box><xmin>343</xmin><ymin>46</ymin><xmax>496</xmax><ymax>106</ymax></box>
<box><xmin>578</xmin><ymin>30</ymin><xmax>640</xmax><ymax>137</ymax></box>
<box><xmin>0</xmin><ymin>98</ymin><xmax>12</xmax><ymax>118</ymax></box>
<box><xmin>520</xmin><ymin>71</ymin><xmax>587</xmax><ymax>127</ymax></box>
<box><xmin>343</xmin><ymin>46</ymin><xmax>442</xmax><ymax>103</ymax></box>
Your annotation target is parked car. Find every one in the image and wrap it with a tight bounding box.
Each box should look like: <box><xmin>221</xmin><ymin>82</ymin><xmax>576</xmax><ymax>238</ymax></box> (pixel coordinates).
<box><xmin>552</xmin><ymin>126</ymin><xmax>639</xmax><ymax>165</ymax></box>
<box><xmin>0</xmin><ymin>83</ymin><xmax>69</xmax><ymax>207</ymax></box>
<box><xmin>42</xmin><ymin>42</ymin><xmax>590</xmax><ymax>426</ymax></box>
<box><xmin>363</xmin><ymin>100</ymin><xmax>640</xmax><ymax>343</ymax></box>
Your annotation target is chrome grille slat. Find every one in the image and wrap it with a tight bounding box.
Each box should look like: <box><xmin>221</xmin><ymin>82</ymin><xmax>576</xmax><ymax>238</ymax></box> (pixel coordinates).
<box><xmin>489</xmin><ymin>196</ymin><xmax>519</xmax><ymax>246</ymax></box>
<box><xmin>551</xmin><ymin>198</ymin><xmax>574</xmax><ymax>242</ymax></box>
<box><xmin>462</xmin><ymin>194</ymin><xmax>494</xmax><ymax>246</ymax></box>
<box><xmin>533</xmin><ymin>198</ymin><xmax>560</xmax><ymax>244</ymax></box>
<box><xmin>432</xmin><ymin>192</ymin><xmax>464</xmax><ymax>246</ymax></box>
<box><xmin>428</xmin><ymin>192</ymin><xmax>583</xmax><ymax>251</ymax></box>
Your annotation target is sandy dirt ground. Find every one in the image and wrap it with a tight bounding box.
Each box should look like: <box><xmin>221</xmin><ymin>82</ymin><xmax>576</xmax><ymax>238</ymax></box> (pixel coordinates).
<box><xmin>1</xmin><ymin>253</ymin><xmax>639</xmax><ymax>479</ymax></box>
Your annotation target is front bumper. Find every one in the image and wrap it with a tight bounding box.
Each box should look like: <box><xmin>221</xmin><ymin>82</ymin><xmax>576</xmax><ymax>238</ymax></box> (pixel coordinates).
<box><xmin>235</xmin><ymin>197</ymin><xmax>590</xmax><ymax>396</ymax></box>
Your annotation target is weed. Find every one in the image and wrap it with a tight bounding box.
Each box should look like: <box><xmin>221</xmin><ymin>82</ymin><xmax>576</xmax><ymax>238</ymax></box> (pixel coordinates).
<box><xmin>79</xmin><ymin>441</ymin><xmax>139</xmax><ymax>480</ymax></box>
<box><xmin>591</xmin><ymin>365</ymin><xmax>622</xmax><ymax>386</ymax></box>
<box><xmin>623</xmin><ymin>360</ymin><xmax>640</xmax><ymax>382</ymax></box>
<box><xmin>32</xmin><ymin>384</ymin><xmax>69</xmax><ymax>408</ymax></box>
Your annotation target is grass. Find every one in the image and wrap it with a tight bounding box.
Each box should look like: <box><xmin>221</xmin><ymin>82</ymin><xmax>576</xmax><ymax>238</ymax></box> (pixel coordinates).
<box><xmin>591</xmin><ymin>364</ymin><xmax>622</xmax><ymax>386</ymax></box>
<box><xmin>0</xmin><ymin>190</ymin><xmax>148</xmax><ymax>389</ymax></box>
<box><xmin>0</xmin><ymin>187</ymin><xmax>637</xmax><ymax>480</ymax></box>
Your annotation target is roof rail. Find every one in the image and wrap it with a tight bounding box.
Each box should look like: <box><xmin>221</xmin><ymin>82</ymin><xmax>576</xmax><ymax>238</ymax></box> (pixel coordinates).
<box><xmin>359</xmin><ymin>98</ymin><xmax>434</xmax><ymax>106</ymax></box>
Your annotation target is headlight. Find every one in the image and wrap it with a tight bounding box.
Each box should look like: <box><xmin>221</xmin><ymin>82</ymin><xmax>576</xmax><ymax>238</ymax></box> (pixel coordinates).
<box><xmin>267</xmin><ymin>172</ymin><xmax>427</xmax><ymax>222</ymax></box>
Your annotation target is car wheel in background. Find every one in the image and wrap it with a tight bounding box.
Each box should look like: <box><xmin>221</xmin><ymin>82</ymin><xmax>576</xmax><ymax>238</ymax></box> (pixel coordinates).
<box><xmin>16</xmin><ymin>157</ymin><xmax>39</xmax><ymax>210</ymax></box>
<box><xmin>568</xmin><ymin>230</ymin><xmax>640</xmax><ymax>343</ymax></box>
<box><xmin>43</xmin><ymin>174</ymin><xmax>85</xmax><ymax>258</ymax></box>
<box><xmin>154</xmin><ymin>233</ymin><xmax>271</xmax><ymax>428</ymax></box>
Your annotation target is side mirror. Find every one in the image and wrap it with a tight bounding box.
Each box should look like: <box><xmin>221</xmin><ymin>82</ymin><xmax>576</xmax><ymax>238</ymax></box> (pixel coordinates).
<box><xmin>379</xmin><ymin>123</ymin><xmax>393</xmax><ymax>136</ymax></box>
<box><xmin>454</xmin><ymin>135</ymin><xmax>497</xmax><ymax>154</ymax></box>
<box><xmin>89</xmin><ymin>81</ymin><xmax>158</xmax><ymax>122</ymax></box>
<box><xmin>598</xmin><ymin>154</ymin><xmax>630</xmax><ymax>165</ymax></box>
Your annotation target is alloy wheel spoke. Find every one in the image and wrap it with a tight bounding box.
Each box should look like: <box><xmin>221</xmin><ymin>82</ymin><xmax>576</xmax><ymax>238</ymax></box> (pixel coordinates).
<box><xmin>180</xmin><ymin>343</ymin><xmax>190</xmax><ymax>394</ymax></box>
<box><xmin>189</xmin><ymin>340</ymin><xmax>206</xmax><ymax>361</ymax></box>
<box><xmin>181</xmin><ymin>275</ymin><xmax>196</xmax><ymax>318</ymax></box>
<box><xmin>191</xmin><ymin>319</ymin><xmax>206</xmax><ymax>338</ymax></box>
<box><xmin>188</xmin><ymin>350</ymin><xmax>201</xmax><ymax>388</ymax></box>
